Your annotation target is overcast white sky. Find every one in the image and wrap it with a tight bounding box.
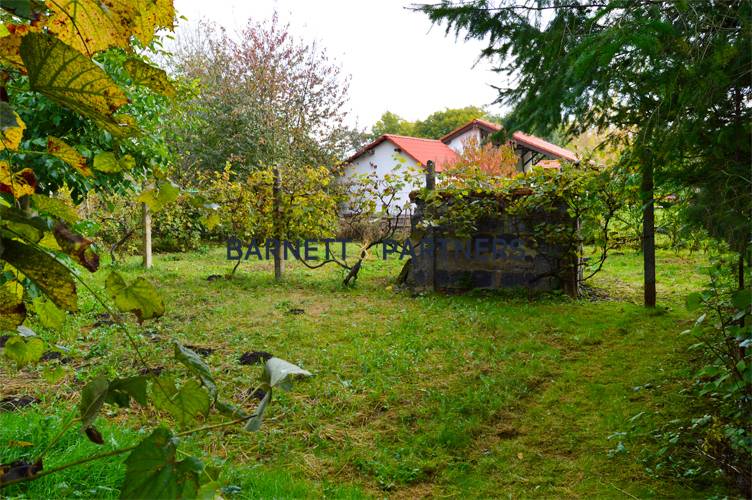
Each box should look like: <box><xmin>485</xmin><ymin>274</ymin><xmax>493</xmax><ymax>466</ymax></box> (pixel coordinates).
<box><xmin>173</xmin><ymin>0</ymin><xmax>509</xmax><ymax>130</ymax></box>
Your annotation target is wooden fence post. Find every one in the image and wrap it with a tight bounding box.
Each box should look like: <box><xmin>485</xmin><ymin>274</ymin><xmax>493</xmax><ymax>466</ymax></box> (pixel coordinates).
<box><xmin>272</xmin><ymin>166</ymin><xmax>283</xmax><ymax>281</ymax></box>
<box><xmin>426</xmin><ymin>160</ymin><xmax>435</xmax><ymax>191</ymax></box>
<box><xmin>142</xmin><ymin>202</ymin><xmax>152</xmax><ymax>269</ymax></box>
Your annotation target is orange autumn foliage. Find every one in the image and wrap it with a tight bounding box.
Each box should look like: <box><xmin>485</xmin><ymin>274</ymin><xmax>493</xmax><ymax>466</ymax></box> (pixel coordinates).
<box><xmin>443</xmin><ymin>136</ymin><xmax>518</xmax><ymax>178</ymax></box>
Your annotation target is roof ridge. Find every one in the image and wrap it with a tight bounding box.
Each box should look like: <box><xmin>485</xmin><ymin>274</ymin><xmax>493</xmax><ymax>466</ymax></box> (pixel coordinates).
<box><xmin>384</xmin><ymin>133</ymin><xmax>444</xmax><ymax>143</ymax></box>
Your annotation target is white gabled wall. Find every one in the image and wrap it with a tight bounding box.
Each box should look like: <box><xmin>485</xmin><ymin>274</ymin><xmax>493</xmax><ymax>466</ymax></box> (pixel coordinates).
<box><xmin>445</xmin><ymin>128</ymin><xmax>482</xmax><ymax>154</ymax></box>
<box><xmin>341</xmin><ymin>140</ymin><xmax>423</xmax><ymax>212</ymax></box>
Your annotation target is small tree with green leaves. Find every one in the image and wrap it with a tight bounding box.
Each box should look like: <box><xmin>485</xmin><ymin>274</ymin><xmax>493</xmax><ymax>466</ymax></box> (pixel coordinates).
<box><xmin>0</xmin><ymin>2</ymin><xmax>308</xmax><ymax>496</ymax></box>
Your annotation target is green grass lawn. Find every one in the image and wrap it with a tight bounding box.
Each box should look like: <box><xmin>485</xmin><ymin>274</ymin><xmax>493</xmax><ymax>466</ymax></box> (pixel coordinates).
<box><xmin>0</xmin><ymin>245</ymin><xmax>733</xmax><ymax>498</ymax></box>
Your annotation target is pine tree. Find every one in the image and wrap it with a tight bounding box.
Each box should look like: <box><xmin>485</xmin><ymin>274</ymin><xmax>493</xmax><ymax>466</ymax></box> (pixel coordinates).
<box><xmin>418</xmin><ymin>0</ymin><xmax>752</xmax><ymax>306</ymax></box>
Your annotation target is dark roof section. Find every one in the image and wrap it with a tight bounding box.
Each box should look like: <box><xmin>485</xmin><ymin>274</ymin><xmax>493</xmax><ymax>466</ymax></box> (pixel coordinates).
<box><xmin>440</xmin><ymin>118</ymin><xmax>503</xmax><ymax>144</ymax></box>
<box><xmin>345</xmin><ymin>134</ymin><xmax>459</xmax><ymax>171</ymax></box>
<box><xmin>511</xmin><ymin>131</ymin><xmax>578</xmax><ymax>163</ymax></box>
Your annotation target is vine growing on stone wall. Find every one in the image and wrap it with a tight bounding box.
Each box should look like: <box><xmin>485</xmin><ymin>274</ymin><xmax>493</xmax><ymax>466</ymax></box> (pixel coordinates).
<box><xmin>418</xmin><ymin>163</ymin><xmax>624</xmax><ymax>293</ymax></box>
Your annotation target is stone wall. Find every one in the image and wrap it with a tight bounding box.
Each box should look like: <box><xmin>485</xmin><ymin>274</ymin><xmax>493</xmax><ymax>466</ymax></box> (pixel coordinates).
<box><xmin>402</xmin><ymin>194</ymin><xmax>579</xmax><ymax>296</ymax></box>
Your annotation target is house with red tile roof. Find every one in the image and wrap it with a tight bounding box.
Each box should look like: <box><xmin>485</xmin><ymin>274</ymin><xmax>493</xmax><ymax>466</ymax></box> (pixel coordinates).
<box><xmin>341</xmin><ymin>118</ymin><xmax>577</xmax><ymax>210</ymax></box>
<box><xmin>440</xmin><ymin>118</ymin><xmax>504</xmax><ymax>154</ymax></box>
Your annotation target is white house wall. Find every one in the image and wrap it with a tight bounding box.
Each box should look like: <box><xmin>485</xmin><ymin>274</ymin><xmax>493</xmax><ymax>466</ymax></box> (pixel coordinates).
<box><xmin>445</xmin><ymin>128</ymin><xmax>481</xmax><ymax>154</ymax></box>
<box><xmin>342</xmin><ymin>140</ymin><xmax>423</xmax><ymax>212</ymax></box>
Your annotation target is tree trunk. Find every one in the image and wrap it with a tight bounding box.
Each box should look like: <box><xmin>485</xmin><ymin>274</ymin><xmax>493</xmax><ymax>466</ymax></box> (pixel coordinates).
<box><xmin>641</xmin><ymin>161</ymin><xmax>656</xmax><ymax>307</ymax></box>
<box><xmin>142</xmin><ymin>203</ymin><xmax>152</xmax><ymax>269</ymax></box>
<box><xmin>272</xmin><ymin>167</ymin><xmax>283</xmax><ymax>281</ymax></box>
<box><xmin>425</xmin><ymin>161</ymin><xmax>436</xmax><ymax>291</ymax></box>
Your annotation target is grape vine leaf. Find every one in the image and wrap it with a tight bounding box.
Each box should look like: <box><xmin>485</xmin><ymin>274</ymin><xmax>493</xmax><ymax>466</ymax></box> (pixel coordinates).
<box><xmin>0</xmin><ymin>161</ymin><xmax>35</xmax><ymax>198</ymax></box>
<box><xmin>121</xmin><ymin>428</ymin><xmax>202</xmax><ymax>500</ymax></box>
<box><xmin>20</xmin><ymin>32</ymin><xmax>133</xmax><ymax>137</ymax></box>
<box><xmin>93</xmin><ymin>152</ymin><xmax>134</xmax><ymax>173</ymax></box>
<box><xmin>3</xmin><ymin>336</ymin><xmax>44</xmax><ymax>367</ymax></box>
<box><xmin>32</xmin><ymin>296</ymin><xmax>65</xmax><ymax>331</ymax></box>
<box><xmin>0</xmin><ymin>107</ymin><xmax>25</xmax><ymax>151</ymax></box>
<box><xmin>106</xmin><ymin>376</ymin><xmax>149</xmax><ymax>407</ymax></box>
<box><xmin>215</xmin><ymin>399</ymin><xmax>250</xmax><ymax>420</ymax></box>
<box><xmin>104</xmin><ymin>271</ymin><xmax>164</xmax><ymax>322</ymax></box>
<box><xmin>0</xmin><ymin>238</ymin><xmax>78</xmax><ymax>312</ymax></box>
<box><xmin>174</xmin><ymin>342</ymin><xmax>216</xmax><ymax>400</ymax></box>
<box><xmin>0</xmin><ymin>205</ymin><xmax>45</xmax><ymax>242</ymax></box>
<box><xmin>45</xmin><ymin>0</ymin><xmax>137</xmax><ymax>56</ymax></box>
<box><xmin>131</xmin><ymin>0</ymin><xmax>175</xmax><ymax>46</ymax></box>
<box><xmin>0</xmin><ymin>281</ymin><xmax>26</xmax><ymax>330</ymax></box>
<box><xmin>244</xmin><ymin>389</ymin><xmax>270</xmax><ymax>432</ymax></box>
<box><xmin>79</xmin><ymin>376</ymin><xmax>109</xmax><ymax>427</ymax></box>
<box><xmin>53</xmin><ymin>222</ymin><xmax>99</xmax><ymax>272</ymax></box>
<box><xmin>30</xmin><ymin>194</ymin><xmax>78</xmax><ymax>224</ymax></box>
<box><xmin>244</xmin><ymin>358</ymin><xmax>312</xmax><ymax>431</ymax></box>
<box><xmin>0</xmin><ymin>24</ymin><xmax>30</xmax><ymax>71</ymax></box>
<box><xmin>263</xmin><ymin>357</ymin><xmax>312</xmax><ymax>391</ymax></box>
<box><xmin>47</xmin><ymin>136</ymin><xmax>91</xmax><ymax>176</ymax></box>
<box><xmin>136</xmin><ymin>181</ymin><xmax>179</xmax><ymax>212</ymax></box>
<box><xmin>124</xmin><ymin>58</ymin><xmax>176</xmax><ymax>97</ymax></box>
<box><xmin>151</xmin><ymin>377</ymin><xmax>210</xmax><ymax>428</ymax></box>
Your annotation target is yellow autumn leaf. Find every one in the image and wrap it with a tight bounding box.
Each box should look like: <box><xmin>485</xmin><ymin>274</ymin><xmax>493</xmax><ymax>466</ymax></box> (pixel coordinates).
<box><xmin>45</xmin><ymin>0</ymin><xmax>138</xmax><ymax>56</ymax></box>
<box><xmin>20</xmin><ymin>32</ymin><xmax>133</xmax><ymax>136</ymax></box>
<box><xmin>47</xmin><ymin>136</ymin><xmax>91</xmax><ymax>176</ymax></box>
<box><xmin>131</xmin><ymin>0</ymin><xmax>175</xmax><ymax>46</ymax></box>
<box><xmin>0</xmin><ymin>24</ymin><xmax>32</xmax><ymax>72</ymax></box>
<box><xmin>0</xmin><ymin>161</ymin><xmax>35</xmax><ymax>198</ymax></box>
<box><xmin>0</xmin><ymin>110</ymin><xmax>25</xmax><ymax>151</ymax></box>
<box><xmin>124</xmin><ymin>58</ymin><xmax>175</xmax><ymax>97</ymax></box>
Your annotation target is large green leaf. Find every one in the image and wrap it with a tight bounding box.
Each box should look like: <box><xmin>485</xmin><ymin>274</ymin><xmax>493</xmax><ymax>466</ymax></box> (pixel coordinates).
<box><xmin>0</xmin><ymin>280</ymin><xmax>25</xmax><ymax>330</ymax></box>
<box><xmin>32</xmin><ymin>296</ymin><xmax>65</xmax><ymax>331</ymax></box>
<box><xmin>79</xmin><ymin>376</ymin><xmax>109</xmax><ymax>427</ymax></box>
<box><xmin>0</xmin><ymin>205</ymin><xmax>46</xmax><ymax>243</ymax></box>
<box><xmin>136</xmin><ymin>181</ymin><xmax>179</xmax><ymax>212</ymax></box>
<box><xmin>0</xmin><ymin>238</ymin><xmax>78</xmax><ymax>312</ymax></box>
<box><xmin>174</xmin><ymin>342</ymin><xmax>216</xmax><ymax>399</ymax></box>
<box><xmin>124</xmin><ymin>58</ymin><xmax>175</xmax><ymax>97</ymax></box>
<box><xmin>20</xmin><ymin>32</ymin><xmax>133</xmax><ymax>137</ymax></box>
<box><xmin>243</xmin><ymin>358</ymin><xmax>312</xmax><ymax>432</ymax></box>
<box><xmin>93</xmin><ymin>152</ymin><xmax>134</xmax><ymax>173</ymax></box>
<box><xmin>263</xmin><ymin>357</ymin><xmax>312</xmax><ymax>391</ymax></box>
<box><xmin>3</xmin><ymin>335</ymin><xmax>44</xmax><ymax>367</ymax></box>
<box><xmin>121</xmin><ymin>428</ymin><xmax>203</xmax><ymax>500</ymax></box>
<box><xmin>105</xmin><ymin>376</ymin><xmax>148</xmax><ymax>407</ymax></box>
<box><xmin>215</xmin><ymin>399</ymin><xmax>250</xmax><ymax>420</ymax></box>
<box><xmin>104</xmin><ymin>271</ymin><xmax>164</xmax><ymax>322</ymax></box>
<box><xmin>30</xmin><ymin>194</ymin><xmax>78</xmax><ymax>224</ymax></box>
<box><xmin>151</xmin><ymin>377</ymin><xmax>210</xmax><ymax>428</ymax></box>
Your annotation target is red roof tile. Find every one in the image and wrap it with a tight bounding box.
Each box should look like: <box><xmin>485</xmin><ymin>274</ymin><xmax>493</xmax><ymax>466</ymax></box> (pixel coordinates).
<box><xmin>440</xmin><ymin>118</ymin><xmax>503</xmax><ymax>143</ymax></box>
<box><xmin>346</xmin><ymin>134</ymin><xmax>459</xmax><ymax>171</ymax></box>
<box><xmin>512</xmin><ymin>131</ymin><xmax>578</xmax><ymax>163</ymax></box>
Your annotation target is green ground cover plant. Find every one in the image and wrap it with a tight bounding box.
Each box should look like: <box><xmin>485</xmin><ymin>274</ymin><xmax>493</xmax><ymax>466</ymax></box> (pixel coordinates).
<box><xmin>0</xmin><ymin>245</ymin><xmax>739</xmax><ymax>497</ymax></box>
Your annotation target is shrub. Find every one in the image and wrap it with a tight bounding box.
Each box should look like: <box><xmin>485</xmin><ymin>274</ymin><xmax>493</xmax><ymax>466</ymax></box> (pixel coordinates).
<box><xmin>151</xmin><ymin>195</ymin><xmax>204</xmax><ymax>253</ymax></box>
